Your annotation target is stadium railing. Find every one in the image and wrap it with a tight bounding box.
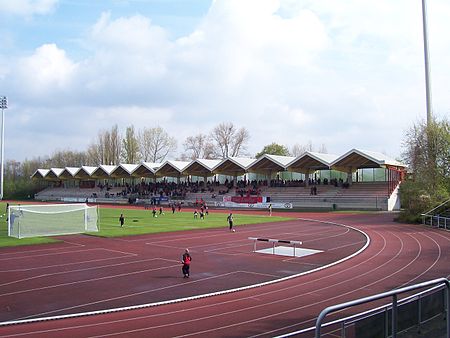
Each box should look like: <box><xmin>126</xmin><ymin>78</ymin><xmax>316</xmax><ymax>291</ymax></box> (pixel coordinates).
<box><xmin>276</xmin><ymin>278</ymin><xmax>449</xmax><ymax>338</ymax></box>
<box><xmin>422</xmin><ymin>199</ymin><xmax>450</xmax><ymax>230</ymax></box>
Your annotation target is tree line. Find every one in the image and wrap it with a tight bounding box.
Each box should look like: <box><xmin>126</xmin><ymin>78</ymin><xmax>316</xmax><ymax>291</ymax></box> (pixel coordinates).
<box><xmin>3</xmin><ymin>121</ymin><xmax>323</xmax><ymax>199</ymax></box>
<box><xmin>399</xmin><ymin>117</ymin><xmax>450</xmax><ymax>222</ymax></box>
<box><xmin>82</xmin><ymin>121</ymin><xmax>252</xmax><ymax>165</ymax></box>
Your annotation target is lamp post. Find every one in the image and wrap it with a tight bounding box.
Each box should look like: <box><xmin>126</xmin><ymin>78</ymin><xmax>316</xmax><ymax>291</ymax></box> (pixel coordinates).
<box><xmin>421</xmin><ymin>0</ymin><xmax>432</xmax><ymax>126</ymax></box>
<box><xmin>0</xmin><ymin>96</ymin><xmax>7</xmax><ymax>200</ymax></box>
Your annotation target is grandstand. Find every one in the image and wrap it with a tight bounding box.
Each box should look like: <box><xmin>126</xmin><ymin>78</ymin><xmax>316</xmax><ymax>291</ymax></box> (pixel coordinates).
<box><xmin>32</xmin><ymin>149</ymin><xmax>405</xmax><ymax>211</ymax></box>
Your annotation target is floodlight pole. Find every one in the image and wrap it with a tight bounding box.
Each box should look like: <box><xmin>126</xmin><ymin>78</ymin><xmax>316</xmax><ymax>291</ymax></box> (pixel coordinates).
<box><xmin>0</xmin><ymin>96</ymin><xmax>7</xmax><ymax>200</ymax></box>
<box><xmin>421</xmin><ymin>0</ymin><xmax>432</xmax><ymax>126</ymax></box>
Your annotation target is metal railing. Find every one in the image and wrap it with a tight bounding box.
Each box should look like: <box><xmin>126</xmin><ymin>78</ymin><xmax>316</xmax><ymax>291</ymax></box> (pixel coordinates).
<box><xmin>422</xmin><ymin>199</ymin><xmax>450</xmax><ymax>216</ymax></box>
<box><xmin>422</xmin><ymin>199</ymin><xmax>450</xmax><ymax>230</ymax></box>
<box><xmin>315</xmin><ymin>278</ymin><xmax>449</xmax><ymax>338</ymax></box>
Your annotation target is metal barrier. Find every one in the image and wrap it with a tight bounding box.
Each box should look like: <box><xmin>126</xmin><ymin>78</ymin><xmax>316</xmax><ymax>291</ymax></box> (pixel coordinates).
<box><xmin>422</xmin><ymin>199</ymin><xmax>450</xmax><ymax>230</ymax></box>
<box><xmin>422</xmin><ymin>214</ymin><xmax>450</xmax><ymax>230</ymax></box>
<box><xmin>248</xmin><ymin>237</ymin><xmax>302</xmax><ymax>256</ymax></box>
<box><xmin>315</xmin><ymin>278</ymin><xmax>450</xmax><ymax>338</ymax></box>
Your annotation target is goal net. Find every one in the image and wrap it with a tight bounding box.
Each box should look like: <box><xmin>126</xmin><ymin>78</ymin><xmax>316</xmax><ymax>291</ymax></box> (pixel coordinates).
<box><xmin>8</xmin><ymin>203</ymin><xmax>99</xmax><ymax>239</ymax></box>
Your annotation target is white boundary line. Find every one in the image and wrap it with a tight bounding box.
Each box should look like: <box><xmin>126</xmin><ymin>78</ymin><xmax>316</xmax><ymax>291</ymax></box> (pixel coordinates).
<box><xmin>0</xmin><ymin>248</ymin><xmax>128</xmax><ymax>262</ymax></box>
<box><xmin>0</xmin><ymin>217</ymin><xmax>370</xmax><ymax>327</ymax></box>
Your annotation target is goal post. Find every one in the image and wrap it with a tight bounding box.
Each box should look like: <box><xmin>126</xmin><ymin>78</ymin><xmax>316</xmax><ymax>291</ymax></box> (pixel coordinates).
<box><xmin>8</xmin><ymin>203</ymin><xmax>99</xmax><ymax>239</ymax></box>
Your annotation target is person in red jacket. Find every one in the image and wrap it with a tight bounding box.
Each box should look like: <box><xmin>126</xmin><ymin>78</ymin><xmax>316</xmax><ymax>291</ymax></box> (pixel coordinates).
<box><xmin>181</xmin><ymin>248</ymin><xmax>192</xmax><ymax>278</ymax></box>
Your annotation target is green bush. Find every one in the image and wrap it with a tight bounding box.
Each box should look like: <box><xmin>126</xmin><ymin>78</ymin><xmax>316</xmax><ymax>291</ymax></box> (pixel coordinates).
<box><xmin>4</xmin><ymin>179</ymin><xmax>40</xmax><ymax>200</ymax></box>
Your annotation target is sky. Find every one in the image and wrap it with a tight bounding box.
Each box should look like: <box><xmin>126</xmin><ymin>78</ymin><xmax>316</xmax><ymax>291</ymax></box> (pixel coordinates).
<box><xmin>0</xmin><ymin>0</ymin><xmax>449</xmax><ymax>163</ymax></box>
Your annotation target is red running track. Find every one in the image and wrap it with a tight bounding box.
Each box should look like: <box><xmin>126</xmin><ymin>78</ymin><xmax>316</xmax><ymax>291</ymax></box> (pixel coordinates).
<box><xmin>0</xmin><ymin>211</ymin><xmax>449</xmax><ymax>337</ymax></box>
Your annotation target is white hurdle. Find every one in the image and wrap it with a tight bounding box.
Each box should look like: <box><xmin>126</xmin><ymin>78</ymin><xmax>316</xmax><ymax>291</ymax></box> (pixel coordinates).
<box><xmin>248</xmin><ymin>237</ymin><xmax>303</xmax><ymax>257</ymax></box>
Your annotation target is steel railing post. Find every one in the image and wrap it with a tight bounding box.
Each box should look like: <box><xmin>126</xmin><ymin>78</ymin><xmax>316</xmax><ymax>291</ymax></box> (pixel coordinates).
<box><xmin>385</xmin><ymin>307</ymin><xmax>389</xmax><ymax>338</ymax></box>
<box><xmin>446</xmin><ymin>286</ymin><xmax>450</xmax><ymax>338</ymax></box>
<box><xmin>418</xmin><ymin>296</ymin><xmax>422</xmax><ymax>333</ymax></box>
<box><xmin>392</xmin><ymin>294</ymin><xmax>398</xmax><ymax>338</ymax></box>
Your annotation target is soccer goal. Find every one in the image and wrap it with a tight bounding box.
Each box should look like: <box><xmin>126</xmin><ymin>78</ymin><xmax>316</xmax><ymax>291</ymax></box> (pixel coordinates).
<box><xmin>8</xmin><ymin>203</ymin><xmax>99</xmax><ymax>239</ymax></box>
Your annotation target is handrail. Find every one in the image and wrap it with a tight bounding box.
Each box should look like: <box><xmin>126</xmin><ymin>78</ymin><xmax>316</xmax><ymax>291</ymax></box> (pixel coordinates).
<box><xmin>422</xmin><ymin>198</ymin><xmax>450</xmax><ymax>216</ymax></box>
<box><xmin>315</xmin><ymin>278</ymin><xmax>450</xmax><ymax>338</ymax></box>
<box><xmin>275</xmin><ymin>283</ymin><xmax>446</xmax><ymax>337</ymax></box>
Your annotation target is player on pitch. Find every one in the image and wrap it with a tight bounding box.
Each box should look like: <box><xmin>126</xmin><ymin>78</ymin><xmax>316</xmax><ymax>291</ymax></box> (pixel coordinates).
<box><xmin>181</xmin><ymin>249</ymin><xmax>192</xmax><ymax>278</ymax></box>
<box><xmin>227</xmin><ymin>212</ymin><xmax>234</xmax><ymax>232</ymax></box>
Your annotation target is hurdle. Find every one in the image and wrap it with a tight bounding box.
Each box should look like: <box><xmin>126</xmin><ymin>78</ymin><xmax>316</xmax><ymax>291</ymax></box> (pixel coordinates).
<box><xmin>248</xmin><ymin>237</ymin><xmax>302</xmax><ymax>257</ymax></box>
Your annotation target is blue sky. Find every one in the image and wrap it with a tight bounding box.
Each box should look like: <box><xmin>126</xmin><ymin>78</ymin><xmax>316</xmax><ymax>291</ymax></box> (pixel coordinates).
<box><xmin>2</xmin><ymin>0</ymin><xmax>212</xmax><ymax>59</ymax></box>
<box><xmin>0</xmin><ymin>0</ymin><xmax>449</xmax><ymax>162</ymax></box>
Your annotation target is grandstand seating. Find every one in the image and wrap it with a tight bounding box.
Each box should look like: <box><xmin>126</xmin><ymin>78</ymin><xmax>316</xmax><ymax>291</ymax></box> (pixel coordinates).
<box><xmin>263</xmin><ymin>183</ymin><xmax>389</xmax><ymax>210</ymax></box>
<box><xmin>35</xmin><ymin>181</ymin><xmax>392</xmax><ymax>210</ymax></box>
<box><xmin>336</xmin><ymin>182</ymin><xmax>389</xmax><ymax>198</ymax></box>
<box><xmin>35</xmin><ymin>186</ymin><xmax>126</xmax><ymax>201</ymax></box>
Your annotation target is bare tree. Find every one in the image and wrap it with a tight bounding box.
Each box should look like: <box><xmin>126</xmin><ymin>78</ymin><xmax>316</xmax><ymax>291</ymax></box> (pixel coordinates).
<box><xmin>5</xmin><ymin>160</ymin><xmax>21</xmax><ymax>181</ymax></box>
<box><xmin>210</xmin><ymin>122</ymin><xmax>250</xmax><ymax>158</ymax></box>
<box><xmin>121</xmin><ymin>125</ymin><xmax>140</xmax><ymax>163</ymax></box>
<box><xmin>138</xmin><ymin>126</ymin><xmax>177</xmax><ymax>163</ymax></box>
<box><xmin>183</xmin><ymin>133</ymin><xmax>215</xmax><ymax>160</ymax></box>
<box><xmin>86</xmin><ymin>142</ymin><xmax>101</xmax><ymax>166</ymax></box>
<box><xmin>47</xmin><ymin>150</ymin><xmax>88</xmax><ymax>168</ymax></box>
<box><xmin>19</xmin><ymin>157</ymin><xmax>46</xmax><ymax>178</ymax></box>
<box><xmin>317</xmin><ymin>143</ymin><xmax>328</xmax><ymax>154</ymax></box>
<box><xmin>86</xmin><ymin>125</ymin><xmax>121</xmax><ymax>165</ymax></box>
<box><xmin>232</xmin><ymin>127</ymin><xmax>250</xmax><ymax>157</ymax></box>
<box><xmin>291</xmin><ymin>141</ymin><xmax>327</xmax><ymax>156</ymax></box>
<box><xmin>108</xmin><ymin>125</ymin><xmax>121</xmax><ymax>164</ymax></box>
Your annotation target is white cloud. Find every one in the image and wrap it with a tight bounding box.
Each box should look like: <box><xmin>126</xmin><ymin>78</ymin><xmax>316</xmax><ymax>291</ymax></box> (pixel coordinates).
<box><xmin>14</xmin><ymin>44</ymin><xmax>77</xmax><ymax>98</ymax></box>
<box><xmin>78</xmin><ymin>12</ymin><xmax>172</xmax><ymax>103</ymax></box>
<box><xmin>0</xmin><ymin>0</ymin><xmax>58</xmax><ymax>17</ymax></box>
<box><xmin>90</xmin><ymin>12</ymin><xmax>170</xmax><ymax>52</ymax></box>
<box><xmin>3</xmin><ymin>0</ymin><xmax>450</xmax><ymax>161</ymax></box>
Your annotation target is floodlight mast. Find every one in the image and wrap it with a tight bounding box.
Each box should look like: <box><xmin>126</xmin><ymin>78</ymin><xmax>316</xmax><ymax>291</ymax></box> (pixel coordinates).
<box><xmin>0</xmin><ymin>96</ymin><xmax>7</xmax><ymax>200</ymax></box>
<box><xmin>421</xmin><ymin>0</ymin><xmax>432</xmax><ymax>126</ymax></box>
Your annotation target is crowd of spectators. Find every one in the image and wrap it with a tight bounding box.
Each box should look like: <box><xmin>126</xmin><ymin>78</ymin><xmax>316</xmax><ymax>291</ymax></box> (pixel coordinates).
<box><xmin>93</xmin><ymin>180</ymin><xmax>223</xmax><ymax>199</ymax></box>
<box><xmin>55</xmin><ymin>177</ymin><xmax>353</xmax><ymax>201</ymax></box>
<box><xmin>267</xmin><ymin>177</ymin><xmax>349</xmax><ymax>187</ymax></box>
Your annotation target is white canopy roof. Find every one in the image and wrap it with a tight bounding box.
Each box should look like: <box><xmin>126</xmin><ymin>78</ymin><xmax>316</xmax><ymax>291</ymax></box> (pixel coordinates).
<box><xmin>115</xmin><ymin>163</ymin><xmax>139</xmax><ymax>175</ymax></box>
<box><xmin>155</xmin><ymin>160</ymin><xmax>190</xmax><ymax>175</ymax></box>
<box><xmin>49</xmin><ymin>168</ymin><xmax>64</xmax><ymax>177</ymax></box>
<box><xmin>31</xmin><ymin>169</ymin><xmax>50</xmax><ymax>179</ymax></box>
<box><xmin>80</xmin><ymin>166</ymin><xmax>97</xmax><ymax>176</ymax></box>
<box><xmin>62</xmin><ymin>167</ymin><xmax>80</xmax><ymax>177</ymax></box>
<box><xmin>331</xmin><ymin>148</ymin><xmax>405</xmax><ymax>169</ymax></box>
<box><xmin>33</xmin><ymin>148</ymin><xmax>406</xmax><ymax>181</ymax></box>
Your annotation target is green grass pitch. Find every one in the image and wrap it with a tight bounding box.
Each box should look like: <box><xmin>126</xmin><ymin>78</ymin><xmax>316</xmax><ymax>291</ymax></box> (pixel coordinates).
<box><xmin>0</xmin><ymin>202</ymin><xmax>293</xmax><ymax>247</ymax></box>
<box><xmin>96</xmin><ymin>206</ymin><xmax>293</xmax><ymax>237</ymax></box>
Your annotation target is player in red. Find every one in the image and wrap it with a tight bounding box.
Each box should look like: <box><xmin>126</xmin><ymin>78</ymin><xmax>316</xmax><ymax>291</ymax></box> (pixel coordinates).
<box><xmin>181</xmin><ymin>249</ymin><xmax>192</xmax><ymax>278</ymax></box>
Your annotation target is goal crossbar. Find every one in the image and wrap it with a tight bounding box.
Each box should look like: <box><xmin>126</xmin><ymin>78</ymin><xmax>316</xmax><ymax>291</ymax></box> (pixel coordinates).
<box><xmin>8</xmin><ymin>203</ymin><xmax>99</xmax><ymax>239</ymax></box>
